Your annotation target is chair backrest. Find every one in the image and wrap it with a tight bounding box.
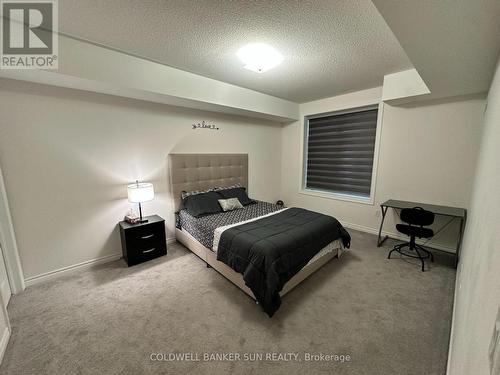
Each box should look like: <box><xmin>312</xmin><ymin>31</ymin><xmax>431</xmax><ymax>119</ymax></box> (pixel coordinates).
<box><xmin>400</xmin><ymin>207</ymin><xmax>435</xmax><ymax>226</ymax></box>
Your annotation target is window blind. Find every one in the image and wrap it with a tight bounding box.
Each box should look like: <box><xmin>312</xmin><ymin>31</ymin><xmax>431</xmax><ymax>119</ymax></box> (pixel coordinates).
<box><xmin>305</xmin><ymin>108</ymin><xmax>378</xmax><ymax>197</ymax></box>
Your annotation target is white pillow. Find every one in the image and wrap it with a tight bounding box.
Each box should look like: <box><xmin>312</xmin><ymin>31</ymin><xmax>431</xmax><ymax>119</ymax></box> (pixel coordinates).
<box><xmin>218</xmin><ymin>198</ymin><xmax>243</xmax><ymax>212</ymax></box>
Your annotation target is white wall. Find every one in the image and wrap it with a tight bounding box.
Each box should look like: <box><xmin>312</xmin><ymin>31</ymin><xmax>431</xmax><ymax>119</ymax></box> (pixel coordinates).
<box><xmin>382</xmin><ymin>69</ymin><xmax>430</xmax><ymax>103</ymax></box>
<box><xmin>0</xmin><ymin>243</ymin><xmax>9</xmax><ymax>365</ymax></box>
<box><xmin>447</xmin><ymin>58</ymin><xmax>500</xmax><ymax>374</ymax></box>
<box><xmin>0</xmin><ymin>78</ymin><xmax>283</xmax><ymax>280</ymax></box>
<box><xmin>281</xmin><ymin>88</ymin><xmax>485</xmax><ymax>250</ymax></box>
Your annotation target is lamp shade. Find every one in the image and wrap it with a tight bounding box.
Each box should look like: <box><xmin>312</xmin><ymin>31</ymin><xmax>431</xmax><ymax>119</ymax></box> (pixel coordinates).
<box><xmin>127</xmin><ymin>182</ymin><xmax>154</xmax><ymax>203</ymax></box>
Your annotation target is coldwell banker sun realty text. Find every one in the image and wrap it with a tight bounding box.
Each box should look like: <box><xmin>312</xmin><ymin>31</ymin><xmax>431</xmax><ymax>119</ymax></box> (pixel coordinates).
<box><xmin>1</xmin><ymin>0</ymin><xmax>58</xmax><ymax>69</ymax></box>
<box><xmin>150</xmin><ymin>352</ymin><xmax>352</xmax><ymax>363</ymax></box>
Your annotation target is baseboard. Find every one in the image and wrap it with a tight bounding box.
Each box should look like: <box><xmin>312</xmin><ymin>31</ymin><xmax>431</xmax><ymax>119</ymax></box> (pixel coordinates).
<box><xmin>0</xmin><ymin>326</ymin><xmax>10</xmax><ymax>365</ymax></box>
<box><xmin>342</xmin><ymin>221</ymin><xmax>456</xmax><ymax>253</ymax></box>
<box><xmin>25</xmin><ymin>237</ymin><xmax>177</xmax><ymax>287</ymax></box>
<box><xmin>24</xmin><ymin>252</ymin><xmax>122</xmax><ymax>286</ymax></box>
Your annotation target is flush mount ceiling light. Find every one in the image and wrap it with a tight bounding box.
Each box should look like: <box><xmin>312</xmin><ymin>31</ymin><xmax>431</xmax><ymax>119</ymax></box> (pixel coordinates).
<box><xmin>237</xmin><ymin>43</ymin><xmax>283</xmax><ymax>73</ymax></box>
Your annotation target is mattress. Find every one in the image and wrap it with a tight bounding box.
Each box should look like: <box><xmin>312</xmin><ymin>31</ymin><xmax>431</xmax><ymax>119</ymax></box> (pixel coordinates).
<box><xmin>178</xmin><ymin>201</ymin><xmax>282</xmax><ymax>249</ymax></box>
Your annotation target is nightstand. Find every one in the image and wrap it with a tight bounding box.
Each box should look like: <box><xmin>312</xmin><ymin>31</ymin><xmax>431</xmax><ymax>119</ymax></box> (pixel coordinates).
<box><xmin>119</xmin><ymin>215</ymin><xmax>167</xmax><ymax>266</ymax></box>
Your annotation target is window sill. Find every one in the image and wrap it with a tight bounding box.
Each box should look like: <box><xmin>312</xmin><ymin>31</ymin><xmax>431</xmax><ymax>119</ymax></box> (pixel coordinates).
<box><xmin>299</xmin><ymin>188</ymin><xmax>375</xmax><ymax>205</ymax></box>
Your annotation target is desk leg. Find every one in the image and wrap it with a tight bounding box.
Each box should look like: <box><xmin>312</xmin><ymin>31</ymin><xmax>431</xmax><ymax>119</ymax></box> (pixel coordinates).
<box><xmin>377</xmin><ymin>205</ymin><xmax>389</xmax><ymax>247</ymax></box>
<box><xmin>455</xmin><ymin>216</ymin><xmax>465</xmax><ymax>268</ymax></box>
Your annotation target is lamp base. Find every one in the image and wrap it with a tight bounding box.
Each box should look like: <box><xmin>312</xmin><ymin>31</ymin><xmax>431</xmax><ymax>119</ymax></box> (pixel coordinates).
<box><xmin>138</xmin><ymin>202</ymin><xmax>148</xmax><ymax>224</ymax></box>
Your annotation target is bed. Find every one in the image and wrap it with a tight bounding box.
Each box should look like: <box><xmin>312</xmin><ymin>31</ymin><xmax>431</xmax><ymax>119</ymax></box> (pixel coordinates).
<box><xmin>169</xmin><ymin>153</ymin><xmax>350</xmax><ymax>316</ymax></box>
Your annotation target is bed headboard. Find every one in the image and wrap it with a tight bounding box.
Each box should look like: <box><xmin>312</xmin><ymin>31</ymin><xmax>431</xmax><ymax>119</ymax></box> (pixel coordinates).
<box><xmin>168</xmin><ymin>153</ymin><xmax>248</xmax><ymax>212</ymax></box>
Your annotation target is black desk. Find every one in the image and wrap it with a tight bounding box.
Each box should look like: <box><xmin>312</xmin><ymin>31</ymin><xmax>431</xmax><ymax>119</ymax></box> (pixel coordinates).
<box><xmin>377</xmin><ymin>199</ymin><xmax>467</xmax><ymax>267</ymax></box>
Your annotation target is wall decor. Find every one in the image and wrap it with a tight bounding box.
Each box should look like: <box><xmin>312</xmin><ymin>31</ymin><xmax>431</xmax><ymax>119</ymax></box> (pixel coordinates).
<box><xmin>192</xmin><ymin>120</ymin><xmax>219</xmax><ymax>130</ymax></box>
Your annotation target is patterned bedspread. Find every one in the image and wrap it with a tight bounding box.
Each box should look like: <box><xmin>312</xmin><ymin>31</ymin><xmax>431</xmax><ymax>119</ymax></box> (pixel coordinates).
<box><xmin>178</xmin><ymin>201</ymin><xmax>282</xmax><ymax>249</ymax></box>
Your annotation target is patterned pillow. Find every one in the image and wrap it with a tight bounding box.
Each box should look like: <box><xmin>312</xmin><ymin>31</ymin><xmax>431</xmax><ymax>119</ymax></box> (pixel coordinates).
<box><xmin>212</xmin><ymin>183</ymin><xmax>243</xmax><ymax>192</ymax></box>
<box><xmin>181</xmin><ymin>183</ymin><xmax>243</xmax><ymax>200</ymax></box>
<box><xmin>181</xmin><ymin>188</ymin><xmax>213</xmax><ymax>200</ymax></box>
<box><xmin>218</xmin><ymin>198</ymin><xmax>244</xmax><ymax>212</ymax></box>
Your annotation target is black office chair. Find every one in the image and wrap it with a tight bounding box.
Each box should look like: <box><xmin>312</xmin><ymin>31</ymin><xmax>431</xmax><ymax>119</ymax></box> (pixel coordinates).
<box><xmin>387</xmin><ymin>207</ymin><xmax>435</xmax><ymax>271</ymax></box>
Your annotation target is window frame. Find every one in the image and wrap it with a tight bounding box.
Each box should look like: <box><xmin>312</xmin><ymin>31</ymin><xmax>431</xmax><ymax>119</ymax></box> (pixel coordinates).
<box><xmin>301</xmin><ymin>103</ymin><xmax>384</xmax><ymax>205</ymax></box>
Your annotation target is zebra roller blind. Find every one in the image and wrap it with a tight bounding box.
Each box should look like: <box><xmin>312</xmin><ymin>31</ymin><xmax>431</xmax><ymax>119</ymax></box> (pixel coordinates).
<box><xmin>305</xmin><ymin>107</ymin><xmax>378</xmax><ymax>197</ymax></box>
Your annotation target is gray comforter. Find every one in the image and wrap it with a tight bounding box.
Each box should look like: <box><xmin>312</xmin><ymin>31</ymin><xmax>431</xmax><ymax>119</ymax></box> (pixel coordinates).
<box><xmin>217</xmin><ymin>208</ymin><xmax>351</xmax><ymax>317</ymax></box>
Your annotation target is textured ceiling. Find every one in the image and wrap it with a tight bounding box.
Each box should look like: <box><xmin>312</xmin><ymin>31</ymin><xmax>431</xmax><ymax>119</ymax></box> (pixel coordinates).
<box><xmin>58</xmin><ymin>0</ymin><xmax>413</xmax><ymax>103</ymax></box>
<box><xmin>373</xmin><ymin>0</ymin><xmax>500</xmax><ymax>99</ymax></box>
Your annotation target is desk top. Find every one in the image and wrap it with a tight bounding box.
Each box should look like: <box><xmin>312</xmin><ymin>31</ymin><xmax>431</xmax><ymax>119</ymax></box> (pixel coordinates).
<box><xmin>381</xmin><ymin>199</ymin><xmax>466</xmax><ymax>218</ymax></box>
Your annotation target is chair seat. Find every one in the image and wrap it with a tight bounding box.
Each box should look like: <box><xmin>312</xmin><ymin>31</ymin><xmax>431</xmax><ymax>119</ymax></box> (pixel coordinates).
<box><xmin>396</xmin><ymin>224</ymin><xmax>434</xmax><ymax>238</ymax></box>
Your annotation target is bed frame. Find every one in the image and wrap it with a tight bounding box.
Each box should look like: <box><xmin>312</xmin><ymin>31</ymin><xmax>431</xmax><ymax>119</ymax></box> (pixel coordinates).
<box><xmin>168</xmin><ymin>153</ymin><xmax>341</xmax><ymax>300</ymax></box>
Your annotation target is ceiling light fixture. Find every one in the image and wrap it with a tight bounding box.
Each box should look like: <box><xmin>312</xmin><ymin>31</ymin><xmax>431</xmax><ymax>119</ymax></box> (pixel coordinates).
<box><xmin>237</xmin><ymin>43</ymin><xmax>283</xmax><ymax>73</ymax></box>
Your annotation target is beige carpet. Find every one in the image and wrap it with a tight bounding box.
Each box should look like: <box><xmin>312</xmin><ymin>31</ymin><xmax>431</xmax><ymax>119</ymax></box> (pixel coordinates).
<box><xmin>0</xmin><ymin>230</ymin><xmax>456</xmax><ymax>375</ymax></box>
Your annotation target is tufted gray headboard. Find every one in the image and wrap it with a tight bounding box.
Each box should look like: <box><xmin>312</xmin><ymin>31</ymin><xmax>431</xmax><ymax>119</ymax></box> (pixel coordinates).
<box><xmin>168</xmin><ymin>153</ymin><xmax>248</xmax><ymax>212</ymax></box>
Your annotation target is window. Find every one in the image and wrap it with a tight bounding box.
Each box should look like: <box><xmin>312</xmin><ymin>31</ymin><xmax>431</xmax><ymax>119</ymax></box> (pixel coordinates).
<box><xmin>303</xmin><ymin>106</ymin><xmax>379</xmax><ymax>201</ymax></box>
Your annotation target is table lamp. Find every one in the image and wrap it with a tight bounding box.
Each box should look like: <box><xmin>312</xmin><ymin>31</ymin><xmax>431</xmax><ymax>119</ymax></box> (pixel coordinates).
<box><xmin>127</xmin><ymin>180</ymin><xmax>154</xmax><ymax>223</ymax></box>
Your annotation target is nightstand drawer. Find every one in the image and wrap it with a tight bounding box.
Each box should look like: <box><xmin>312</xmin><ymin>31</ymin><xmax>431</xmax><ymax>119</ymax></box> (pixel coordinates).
<box><xmin>125</xmin><ymin>222</ymin><xmax>164</xmax><ymax>242</ymax></box>
<box><xmin>133</xmin><ymin>239</ymin><xmax>166</xmax><ymax>263</ymax></box>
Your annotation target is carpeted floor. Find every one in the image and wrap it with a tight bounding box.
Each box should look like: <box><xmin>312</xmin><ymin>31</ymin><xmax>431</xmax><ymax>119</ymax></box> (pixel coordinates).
<box><xmin>0</xmin><ymin>230</ymin><xmax>456</xmax><ymax>375</ymax></box>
